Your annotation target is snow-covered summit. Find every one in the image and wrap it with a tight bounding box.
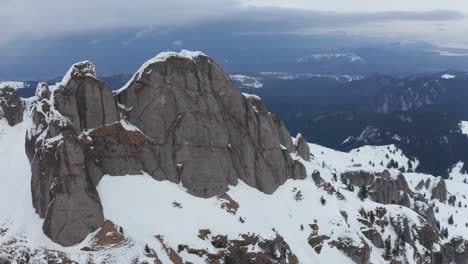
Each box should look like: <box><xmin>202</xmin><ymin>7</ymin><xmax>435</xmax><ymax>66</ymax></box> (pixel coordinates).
<box><xmin>441</xmin><ymin>73</ymin><xmax>455</xmax><ymax>79</ymax></box>
<box><xmin>297</xmin><ymin>52</ymin><xmax>365</xmax><ymax>63</ymax></box>
<box><xmin>117</xmin><ymin>50</ymin><xmax>206</xmax><ymax>93</ymax></box>
<box><xmin>59</xmin><ymin>60</ymin><xmax>96</xmax><ymax>86</ymax></box>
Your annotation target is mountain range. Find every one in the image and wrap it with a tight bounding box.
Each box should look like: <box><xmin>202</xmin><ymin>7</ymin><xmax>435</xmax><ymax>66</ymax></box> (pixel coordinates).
<box><xmin>1</xmin><ymin>51</ymin><xmax>468</xmax><ymax>263</ymax></box>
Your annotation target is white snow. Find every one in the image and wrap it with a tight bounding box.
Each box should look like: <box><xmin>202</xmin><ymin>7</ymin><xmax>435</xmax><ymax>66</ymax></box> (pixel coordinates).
<box><xmin>441</xmin><ymin>74</ymin><xmax>455</xmax><ymax>79</ymax></box>
<box><xmin>119</xmin><ymin>119</ymin><xmax>142</xmax><ymax>132</ymax></box>
<box><xmin>259</xmin><ymin>72</ymin><xmax>363</xmax><ymax>82</ymax></box>
<box><xmin>241</xmin><ymin>92</ymin><xmax>261</xmax><ymax>100</ymax></box>
<box><xmin>459</xmin><ymin>121</ymin><xmax>468</xmax><ymax>136</ymax></box>
<box><xmin>95</xmin><ymin>142</ymin><xmax>423</xmax><ymax>263</ymax></box>
<box><xmin>117</xmin><ymin>50</ymin><xmax>206</xmax><ymax>93</ymax></box>
<box><xmin>297</xmin><ymin>53</ymin><xmax>365</xmax><ymax>63</ymax></box>
<box><xmin>1</xmin><ymin>105</ymin><xmax>467</xmax><ymax>263</ymax></box>
<box><xmin>428</xmin><ymin>49</ymin><xmax>468</xmax><ymax>57</ymax></box>
<box><xmin>0</xmin><ymin>81</ymin><xmax>26</xmax><ymax>90</ymax></box>
<box><xmin>229</xmin><ymin>74</ymin><xmax>264</xmax><ymax>88</ymax></box>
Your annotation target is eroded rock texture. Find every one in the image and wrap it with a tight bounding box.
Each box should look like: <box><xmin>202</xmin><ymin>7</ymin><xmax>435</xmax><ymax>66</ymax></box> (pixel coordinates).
<box><xmin>0</xmin><ymin>86</ymin><xmax>23</xmax><ymax>126</ymax></box>
<box><xmin>26</xmin><ymin>52</ymin><xmax>305</xmax><ymax>246</ymax></box>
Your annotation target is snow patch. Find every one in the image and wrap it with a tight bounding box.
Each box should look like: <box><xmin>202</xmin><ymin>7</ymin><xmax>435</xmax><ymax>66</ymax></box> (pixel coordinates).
<box><xmin>441</xmin><ymin>74</ymin><xmax>455</xmax><ymax>79</ymax></box>
<box><xmin>459</xmin><ymin>121</ymin><xmax>468</xmax><ymax>136</ymax></box>
<box><xmin>229</xmin><ymin>74</ymin><xmax>263</xmax><ymax>89</ymax></box>
<box><xmin>0</xmin><ymin>81</ymin><xmax>26</xmax><ymax>90</ymax></box>
<box><xmin>241</xmin><ymin>92</ymin><xmax>261</xmax><ymax>100</ymax></box>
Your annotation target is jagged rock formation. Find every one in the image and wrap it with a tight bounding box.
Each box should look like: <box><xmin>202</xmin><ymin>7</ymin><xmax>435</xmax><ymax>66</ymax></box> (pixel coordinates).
<box><xmin>342</xmin><ymin>170</ymin><xmax>412</xmax><ymax>206</ymax></box>
<box><xmin>25</xmin><ymin>51</ymin><xmax>306</xmax><ymax>246</ymax></box>
<box><xmin>0</xmin><ymin>86</ymin><xmax>23</xmax><ymax>126</ymax></box>
<box><xmin>431</xmin><ymin>177</ymin><xmax>448</xmax><ymax>202</ymax></box>
<box><xmin>295</xmin><ymin>133</ymin><xmax>310</xmax><ymax>161</ymax></box>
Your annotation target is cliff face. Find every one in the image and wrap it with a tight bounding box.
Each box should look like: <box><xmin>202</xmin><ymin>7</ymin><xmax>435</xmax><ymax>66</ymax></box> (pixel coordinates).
<box><xmin>25</xmin><ymin>51</ymin><xmax>305</xmax><ymax>246</ymax></box>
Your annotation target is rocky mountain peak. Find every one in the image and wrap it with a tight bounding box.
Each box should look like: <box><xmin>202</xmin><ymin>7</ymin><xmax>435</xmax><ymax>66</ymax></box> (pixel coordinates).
<box><xmin>61</xmin><ymin>60</ymin><xmax>96</xmax><ymax>84</ymax></box>
<box><xmin>24</xmin><ymin>50</ymin><xmax>306</xmax><ymax>246</ymax></box>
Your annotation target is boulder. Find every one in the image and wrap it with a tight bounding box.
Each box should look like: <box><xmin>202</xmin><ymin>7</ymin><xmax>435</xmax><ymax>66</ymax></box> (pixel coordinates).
<box><xmin>289</xmin><ymin>160</ymin><xmax>307</xmax><ymax>180</ymax></box>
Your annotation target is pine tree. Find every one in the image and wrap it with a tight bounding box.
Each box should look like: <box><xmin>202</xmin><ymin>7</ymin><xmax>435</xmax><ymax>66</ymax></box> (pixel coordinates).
<box><xmin>369</xmin><ymin>211</ymin><xmax>375</xmax><ymax>223</ymax></box>
<box><xmin>392</xmin><ymin>238</ymin><xmax>400</xmax><ymax>257</ymax></box>
<box><xmin>448</xmin><ymin>215</ymin><xmax>454</xmax><ymax>225</ymax></box>
<box><xmin>358</xmin><ymin>185</ymin><xmax>369</xmax><ymax>201</ymax></box>
<box><xmin>320</xmin><ymin>196</ymin><xmax>326</xmax><ymax>205</ymax></box>
<box><xmin>144</xmin><ymin>244</ymin><xmax>151</xmax><ymax>254</ymax></box>
<box><xmin>442</xmin><ymin>228</ymin><xmax>449</xmax><ymax>238</ymax></box>
<box><xmin>384</xmin><ymin>235</ymin><xmax>392</xmax><ymax>259</ymax></box>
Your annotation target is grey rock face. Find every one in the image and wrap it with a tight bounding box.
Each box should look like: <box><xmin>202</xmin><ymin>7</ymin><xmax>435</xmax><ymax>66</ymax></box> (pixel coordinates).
<box><xmin>369</xmin><ymin>172</ymin><xmax>413</xmax><ymax>206</ymax></box>
<box><xmin>341</xmin><ymin>170</ymin><xmax>375</xmax><ymax>187</ymax></box>
<box><xmin>271</xmin><ymin>113</ymin><xmax>295</xmax><ymax>152</ymax></box>
<box><xmin>295</xmin><ymin>133</ymin><xmax>310</xmax><ymax>161</ymax></box>
<box><xmin>343</xmin><ymin>170</ymin><xmax>413</xmax><ymax>207</ymax></box>
<box><xmin>117</xmin><ymin>55</ymin><xmax>293</xmax><ymax>197</ymax></box>
<box><xmin>27</xmin><ymin>53</ymin><xmax>301</xmax><ymax>246</ymax></box>
<box><xmin>0</xmin><ymin>87</ymin><xmax>23</xmax><ymax>126</ymax></box>
<box><xmin>54</xmin><ymin>61</ymin><xmax>119</xmax><ymax>131</ymax></box>
<box><xmin>361</xmin><ymin>228</ymin><xmax>384</xmax><ymax>248</ymax></box>
<box><xmin>289</xmin><ymin>160</ymin><xmax>307</xmax><ymax>180</ymax></box>
<box><xmin>431</xmin><ymin>177</ymin><xmax>448</xmax><ymax>202</ymax></box>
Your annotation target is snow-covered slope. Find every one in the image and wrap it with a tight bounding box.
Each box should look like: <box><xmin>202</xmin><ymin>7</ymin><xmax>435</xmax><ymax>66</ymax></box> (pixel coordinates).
<box><xmin>2</xmin><ymin>112</ymin><xmax>464</xmax><ymax>263</ymax></box>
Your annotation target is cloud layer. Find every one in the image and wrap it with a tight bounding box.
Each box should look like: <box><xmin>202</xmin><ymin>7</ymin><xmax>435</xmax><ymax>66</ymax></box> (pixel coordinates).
<box><xmin>0</xmin><ymin>0</ymin><xmax>466</xmax><ymax>48</ymax></box>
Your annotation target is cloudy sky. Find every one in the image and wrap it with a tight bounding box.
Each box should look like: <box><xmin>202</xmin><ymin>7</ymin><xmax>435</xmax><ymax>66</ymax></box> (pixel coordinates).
<box><xmin>1</xmin><ymin>0</ymin><xmax>468</xmax><ymax>80</ymax></box>
<box><xmin>1</xmin><ymin>0</ymin><xmax>467</xmax><ymax>48</ymax></box>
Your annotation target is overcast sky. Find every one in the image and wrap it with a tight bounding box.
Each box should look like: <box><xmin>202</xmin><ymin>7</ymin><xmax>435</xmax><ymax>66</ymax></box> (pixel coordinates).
<box><xmin>0</xmin><ymin>0</ymin><xmax>467</xmax><ymax>49</ymax></box>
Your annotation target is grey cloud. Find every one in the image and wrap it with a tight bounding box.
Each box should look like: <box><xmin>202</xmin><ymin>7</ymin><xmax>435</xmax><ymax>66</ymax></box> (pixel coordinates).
<box><xmin>212</xmin><ymin>8</ymin><xmax>465</xmax><ymax>33</ymax></box>
<box><xmin>0</xmin><ymin>0</ymin><xmax>465</xmax><ymax>47</ymax></box>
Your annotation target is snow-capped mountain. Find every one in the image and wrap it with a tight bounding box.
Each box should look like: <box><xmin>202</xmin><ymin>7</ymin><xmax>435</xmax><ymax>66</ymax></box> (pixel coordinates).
<box><xmin>1</xmin><ymin>51</ymin><xmax>468</xmax><ymax>264</ymax></box>
<box><xmin>297</xmin><ymin>53</ymin><xmax>366</xmax><ymax>64</ymax></box>
<box><xmin>259</xmin><ymin>72</ymin><xmax>363</xmax><ymax>82</ymax></box>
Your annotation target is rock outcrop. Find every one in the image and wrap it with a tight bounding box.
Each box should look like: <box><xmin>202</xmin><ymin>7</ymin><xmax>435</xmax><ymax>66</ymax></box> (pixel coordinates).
<box><xmin>0</xmin><ymin>86</ymin><xmax>23</xmax><ymax>126</ymax></box>
<box><xmin>342</xmin><ymin>170</ymin><xmax>413</xmax><ymax>207</ymax></box>
<box><xmin>295</xmin><ymin>133</ymin><xmax>310</xmax><ymax>161</ymax></box>
<box><xmin>431</xmin><ymin>177</ymin><xmax>448</xmax><ymax>202</ymax></box>
<box><xmin>25</xmin><ymin>51</ymin><xmax>306</xmax><ymax>246</ymax></box>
